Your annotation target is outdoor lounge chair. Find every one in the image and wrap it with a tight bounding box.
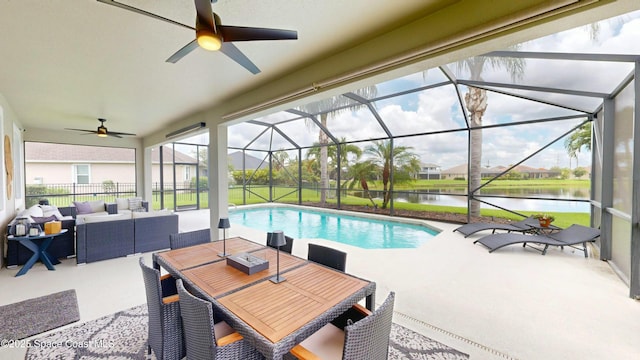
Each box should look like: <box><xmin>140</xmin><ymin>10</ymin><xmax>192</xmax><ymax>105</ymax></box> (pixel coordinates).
<box><xmin>473</xmin><ymin>224</ymin><xmax>601</xmax><ymax>257</ymax></box>
<box><xmin>453</xmin><ymin>216</ymin><xmax>551</xmax><ymax>237</ymax></box>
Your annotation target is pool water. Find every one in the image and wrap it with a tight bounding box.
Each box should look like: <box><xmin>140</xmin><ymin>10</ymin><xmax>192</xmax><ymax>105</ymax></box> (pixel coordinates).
<box><xmin>228</xmin><ymin>206</ymin><xmax>439</xmax><ymax>249</ymax></box>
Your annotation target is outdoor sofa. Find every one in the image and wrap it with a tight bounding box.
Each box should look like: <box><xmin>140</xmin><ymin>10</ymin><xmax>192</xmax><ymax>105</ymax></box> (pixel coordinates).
<box><xmin>76</xmin><ymin>210</ymin><xmax>178</xmax><ymax>264</ymax></box>
<box><xmin>5</xmin><ymin>198</ymin><xmax>159</xmax><ymax>266</ymax></box>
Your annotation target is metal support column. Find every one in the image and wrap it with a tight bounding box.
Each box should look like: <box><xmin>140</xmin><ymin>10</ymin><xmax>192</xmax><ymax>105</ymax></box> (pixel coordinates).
<box><xmin>630</xmin><ymin>62</ymin><xmax>640</xmax><ymax>298</ymax></box>
<box><xmin>600</xmin><ymin>100</ymin><xmax>614</xmax><ymax>260</ymax></box>
<box><xmin>298</xmin><ymin>148</ymin><xmax>302</xmax><ymax>205</ymax></box>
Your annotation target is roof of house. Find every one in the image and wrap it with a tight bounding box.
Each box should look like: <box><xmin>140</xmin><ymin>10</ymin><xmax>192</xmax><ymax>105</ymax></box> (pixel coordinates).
<box><xmin>228</xmin><ymin>151</ymin><xmax>265</xmax><ymax>170</ymax></box>
<box><xmin>26</xmin><ymin>142</ymin><xmax>196</xmax><ymax>163</ymax></box>
<box><xmin>441</xmin><ymin>163</ymin><xmax>553</xmax><ymax>174</ymax></box>
<box><xmin>420</xmin><ymin>162</ymin><xmax>441</xmax><ymax>168</ymax></box>
<box><xmin>150</xmin><ymin>146</ymin><xmax>198</xmax><ymax>164</ymax></box>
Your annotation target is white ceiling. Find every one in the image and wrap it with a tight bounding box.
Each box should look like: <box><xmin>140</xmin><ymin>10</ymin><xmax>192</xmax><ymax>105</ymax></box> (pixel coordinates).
<box><xmin>0</xmin><ymin>0</ymin><xmax>445</xmax><ymax>138</ymax></box>
<box><xmin>1</xmin><ymin>0</ymin><xmax>637</xmax><ymax>142</ymax></box>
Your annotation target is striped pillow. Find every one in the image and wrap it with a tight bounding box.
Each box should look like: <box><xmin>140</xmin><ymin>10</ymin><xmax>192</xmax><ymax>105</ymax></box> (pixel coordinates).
<box><xmin>128</xmin><ymin>197</ymin><xmax>143</xmax><ymax>211</ymax></box>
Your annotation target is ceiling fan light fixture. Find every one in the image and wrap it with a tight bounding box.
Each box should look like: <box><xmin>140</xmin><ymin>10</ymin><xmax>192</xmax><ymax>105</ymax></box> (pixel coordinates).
<box><xmin>197</xmin><ymin>29</ymin><xmax>222</xmax><ymax>51</ymax></box>
<box><xmin>97</xmin><ymin>126</ymin><xmax>108</xmax><ymax>137</ymax></box>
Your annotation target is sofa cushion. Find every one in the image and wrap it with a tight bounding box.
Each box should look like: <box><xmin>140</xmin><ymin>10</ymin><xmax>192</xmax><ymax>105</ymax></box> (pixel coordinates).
<box><xmin>128</xmin><ymin>197</ymin><xmax>144</xmax><ymax>211</ymax></box>
<box><xmin>131</xmin><ymin>209</ymin><xmax>172</xmax><ymax>218</ymax></box>
<box><xmin>80</xmin><ymin>213</ymin><xmax>131</xmax><ymax>224</ymax></box>
<box><xmin>115</xmin><ymin>197</ymin><xmax>129</xmax><ymax>211</ymax></box>
<box><xmin>73</xmin><ymin>201</ymin><xmax>93</xmax><ymax>214</ymax></box>
<box><xmin>88</xmin><ymin>200</ymin><xmax>105</xmax><ymax>213</ymax></box>
<box><xmin>75</xmin><ymin>212</ymin><xmax>110</xmax><ymax>223</ymax></box>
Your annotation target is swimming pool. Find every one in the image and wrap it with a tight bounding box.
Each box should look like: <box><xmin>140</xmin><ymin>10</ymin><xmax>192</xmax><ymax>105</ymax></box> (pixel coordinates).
<box><xmin>228</xmin><ymin>206</ymin><xmax>439</xmax><ymax>249</ymax></box>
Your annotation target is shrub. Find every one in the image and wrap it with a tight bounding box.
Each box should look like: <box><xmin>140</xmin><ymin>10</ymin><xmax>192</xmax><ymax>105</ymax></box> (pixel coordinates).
<box><xmin>102</xmin><ymin>180</ymin><xmax>115</xmax><ymax>193</ymax></box>
<box><xmin>190</xmin><ymin>176</ymin><xmax>209</xmax><ymax>190</ymax></box>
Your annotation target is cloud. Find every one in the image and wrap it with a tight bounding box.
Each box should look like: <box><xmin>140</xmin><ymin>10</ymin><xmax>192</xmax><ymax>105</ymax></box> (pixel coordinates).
<box><xmin>227</xmin><ymin>10</ymin><xmax>640</xmax><ymax>171</ymax></box>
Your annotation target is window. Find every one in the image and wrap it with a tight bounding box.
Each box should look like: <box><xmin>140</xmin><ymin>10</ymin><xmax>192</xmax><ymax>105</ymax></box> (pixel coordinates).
<box><xmin>73</xmin><ymin>164</ymin><xmax>90</xmax><ymax>184</ymax></box>
<box><xmin>33</xmin><ymin>177</ymin><xmax>43</xmax><ymax>184</ymax></box>
<box><xmin>185</xmin><ymin>166</ymin><xmax>191</xmax><ymax>181</ymax></box>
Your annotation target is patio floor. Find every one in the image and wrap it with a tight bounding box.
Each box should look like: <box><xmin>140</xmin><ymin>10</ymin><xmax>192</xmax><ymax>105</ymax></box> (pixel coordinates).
<box><xmin>1</xmin><ymin>208</ymin><xmax>638</xmax><ymax>359</ymax></box>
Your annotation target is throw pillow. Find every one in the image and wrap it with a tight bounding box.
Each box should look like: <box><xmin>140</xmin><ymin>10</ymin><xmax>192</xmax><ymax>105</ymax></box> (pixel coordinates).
<box><xmin>39</xmin><ymin>205</ymin><xmax>65</xmax><ymax>220</ymax></box>
<box><xmin>88</xmin><ymin>200</ymin><xmax>105</xmax><ymax>213</ymax></box>
<box><xmin>31</xmin><ymin>215</ymin><xmax>58</xmax><ymax>223</ymax></box>
<box><xmin>24</xmin><ymin>204</ymin><xmax>44</xmax><ymax>218</ymax></box>
<box><xmin>73</xmin><ymin>201</ymin><xmax>93</xmax><ymax>214</ymax></box>
<box><xmin>115</xmin><ymin>198</ymin><xmax>129</xmax><ymax>211</ymax></box>
<box><xmin>128</xmin><ymin>197</ymin><xmax>143</xmax><ymax>211</ymax></box>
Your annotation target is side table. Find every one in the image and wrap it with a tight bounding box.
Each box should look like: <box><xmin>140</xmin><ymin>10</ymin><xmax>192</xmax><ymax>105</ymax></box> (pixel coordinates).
<box><xmin>7</xmin><ymin>229</ymin><xmax>68</xmax><ymax>276</ymax></box>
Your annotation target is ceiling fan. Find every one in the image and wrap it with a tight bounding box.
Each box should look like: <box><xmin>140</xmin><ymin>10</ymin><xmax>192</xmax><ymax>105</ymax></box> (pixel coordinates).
<box><xmin>65</xmin><ymin>118</ymin><xmax>136</xmax><ymax>138</ymax></box>
<box><xmin>97</xmin><ymin>0</ymin><xmax>298</xmax><ymax>74</ymax></box>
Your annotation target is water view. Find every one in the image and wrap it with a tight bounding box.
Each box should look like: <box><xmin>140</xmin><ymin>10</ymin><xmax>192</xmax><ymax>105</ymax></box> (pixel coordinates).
<box><xmin>365</xmin><ymin>186</ymin><xmax>591</xmax><ymax>213</ymax></box>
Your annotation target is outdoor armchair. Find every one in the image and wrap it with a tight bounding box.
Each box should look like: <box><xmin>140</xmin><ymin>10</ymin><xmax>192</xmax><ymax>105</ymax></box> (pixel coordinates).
<box><xmin>176</xmin><ymin>279</ymin><xmax>265</xmax><ymax>360</ymax></box>
<box><xmin>288</xmin><ymin>292</ymin><xmax>395</xmax><ymax>360</ymax></box>
<box><xmin>266</xmin><ymin>233</ymin><xmax>294</xmax><ymax>254</ymax></box>
<box><xmin>139</xmin><ymin>257</ymin><xmax>185</xmax><ymax>360</ymax></box>
<box><xmin>307</xmin><ymin>243</ymin><xmax>347</xmax><ymax>272</ymax></box>
<box><xmin>170</xmin><ymin>228</ymin><xmax>211</xmax><ymax>249</ymax></box>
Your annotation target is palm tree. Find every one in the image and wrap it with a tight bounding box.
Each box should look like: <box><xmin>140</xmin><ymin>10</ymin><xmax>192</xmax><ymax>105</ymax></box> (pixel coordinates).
<box><xmin>564</xmin><ymin>122</ymin><xmax>591</xmax><ymax>168</ymax></box>
<box><xmin>364</xmin><ymin>140</ymin><xmax>420</xmax><ymax>209</ymax></box>
<box><xmin>298</xmin><ymin>88</ymin><xmax>377</xmax><ymax>205</ymax></box>
<box><xmin>306</xmin><ymin>137</ymin><xmax>363</xmax><ymax>182</ymax></box>
<box><xmin>456</xmin><ymin>54</ymin><xmax>525</xmax><ymax>217</ymax></box>
<box><xmin>272</xmin><ymin>149</ymin><xmax>289</xmax><ymax>171</ymax></box>
<box><xmin>342</xmin><ymin>161</ymin><xmax>378</xmax><ymax>206</ymax></box>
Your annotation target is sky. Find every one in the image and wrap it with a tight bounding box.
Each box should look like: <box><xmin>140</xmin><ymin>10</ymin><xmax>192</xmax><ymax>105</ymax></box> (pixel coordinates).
<box><xmin>220</xmin><ymin>9</ymin><xmax>640</xmax><ymax>171</ymax></box>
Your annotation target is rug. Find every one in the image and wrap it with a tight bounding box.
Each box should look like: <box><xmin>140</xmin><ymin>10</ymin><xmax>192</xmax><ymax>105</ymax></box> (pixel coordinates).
<box><xmin>0</xmin><ymin>289</ymin><xmax>79</xmax><ymax>341</ymax></box>
<box><xmin>26</xmin><ymin>304</ymin><xmax>469</xmax><ymax>359</ymax></box>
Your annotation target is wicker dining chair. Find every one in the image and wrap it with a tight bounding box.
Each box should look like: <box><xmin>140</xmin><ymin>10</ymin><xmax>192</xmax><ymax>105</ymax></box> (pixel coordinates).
<box><xmin>288</xmin><ymin>292</ymin><xmax>395</xmax><ymax>360</ymax></box>
<box><xmin>169</xmin><ymin>229</ymin><xmax>210</xmax><ymax>249</ymax></box>
<box><xmin>139</xmin><ymin>257</ymin><xmax>185</xmax><ymax>360</ymax></box>
<box><xmin>307</xmin><ymin>243</ymin><xmax>347</xmax><ymax>271</ymax></box>
<box><xmin>176</xmin><ymin>279</ymin><xmax>265</xmax><ymax>360</ymax></box>
<box><xmin>266</xmin><ymin>233</ymin><xmax>294</xmax><ymax>254</ymax></box>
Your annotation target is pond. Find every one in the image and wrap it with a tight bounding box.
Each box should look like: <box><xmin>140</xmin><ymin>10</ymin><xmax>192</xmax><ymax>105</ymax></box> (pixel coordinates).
<box><xmin>362</xmin><ymin>188</ymin><xmax>591</xmax><ymax>213</ymax></box>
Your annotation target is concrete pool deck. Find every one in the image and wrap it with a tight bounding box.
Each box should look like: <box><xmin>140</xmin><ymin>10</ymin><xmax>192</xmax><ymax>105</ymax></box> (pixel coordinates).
<box><xmin>1</xmin><ymin>208</ymin><xmax>638</xmax><ymax>359</ymax></box>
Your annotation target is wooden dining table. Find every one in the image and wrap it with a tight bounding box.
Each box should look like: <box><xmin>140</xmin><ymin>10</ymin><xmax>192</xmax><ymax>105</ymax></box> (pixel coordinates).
<box><xmin>153</xmin><ymin>236</ymin><xmax>376</xmax><ymax>360</ymax></box>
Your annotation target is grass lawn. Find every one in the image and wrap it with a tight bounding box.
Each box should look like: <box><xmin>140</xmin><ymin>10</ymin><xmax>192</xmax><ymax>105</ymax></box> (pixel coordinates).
<box><xmin>32</xmin><ymin>180</ymin><xmax>591</xmax><ymax>227</ymax></box>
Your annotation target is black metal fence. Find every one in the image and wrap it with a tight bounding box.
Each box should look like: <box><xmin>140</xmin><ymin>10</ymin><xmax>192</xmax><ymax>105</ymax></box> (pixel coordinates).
<box><xmin>25</xmin><ymin>183</ymin><xmax>137</xmax><ymax>208</ymax></box>
<box><xmin>26</xmin><ymin>182</ymin><xmax>214</xmax><ymax>211</ymax></box>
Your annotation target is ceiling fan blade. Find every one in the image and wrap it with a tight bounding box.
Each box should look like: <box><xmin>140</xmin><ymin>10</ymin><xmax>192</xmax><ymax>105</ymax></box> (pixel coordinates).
<box><xmin>194</xmin><ymin>0</ymin><xmax>215</xmax><ymax>29</ymax></box>
<box><xmin>96</xmin><ymin>0</ymin><xmax>193</xmax><ymax>31</ymax></box>
<box><xmin>219</xmin><ymin>26</ymin><xmax>298</xmax><ymax>42</ymax></box>
<box><xmin>220</xmin><ymin>42</ymin><xmax>260</xmax><ymax>74</ymax></box>
<box><xmin>107</xmin><ymin>133</ymin><xmax>123</xmax><ymax>138</ymax></box>
<box><xmin>65</xmin><ymin>128</ymin><xmax>98</xmax><ymax>134</ymax></box>
<box><xmin>108</xmin><ymin>131</ymin><xmax>137</xmax><ymax>136</ymax></box>
<box><xmin>166</xmin><ymin>39</ymin><xmax>199</xmax><ymax>63</ymax></box>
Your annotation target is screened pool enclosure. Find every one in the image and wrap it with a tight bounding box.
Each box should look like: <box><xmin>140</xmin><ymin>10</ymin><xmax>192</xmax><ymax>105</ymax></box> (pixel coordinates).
<box><xmin>229</xmin><ymin>43</ymin><xmax>639</xmax><ymax>298</ymax></box>
<box><xmin>167</xmin><ymin>13</ymin><xmax>640</xmax><ymax>298</ymax></box>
